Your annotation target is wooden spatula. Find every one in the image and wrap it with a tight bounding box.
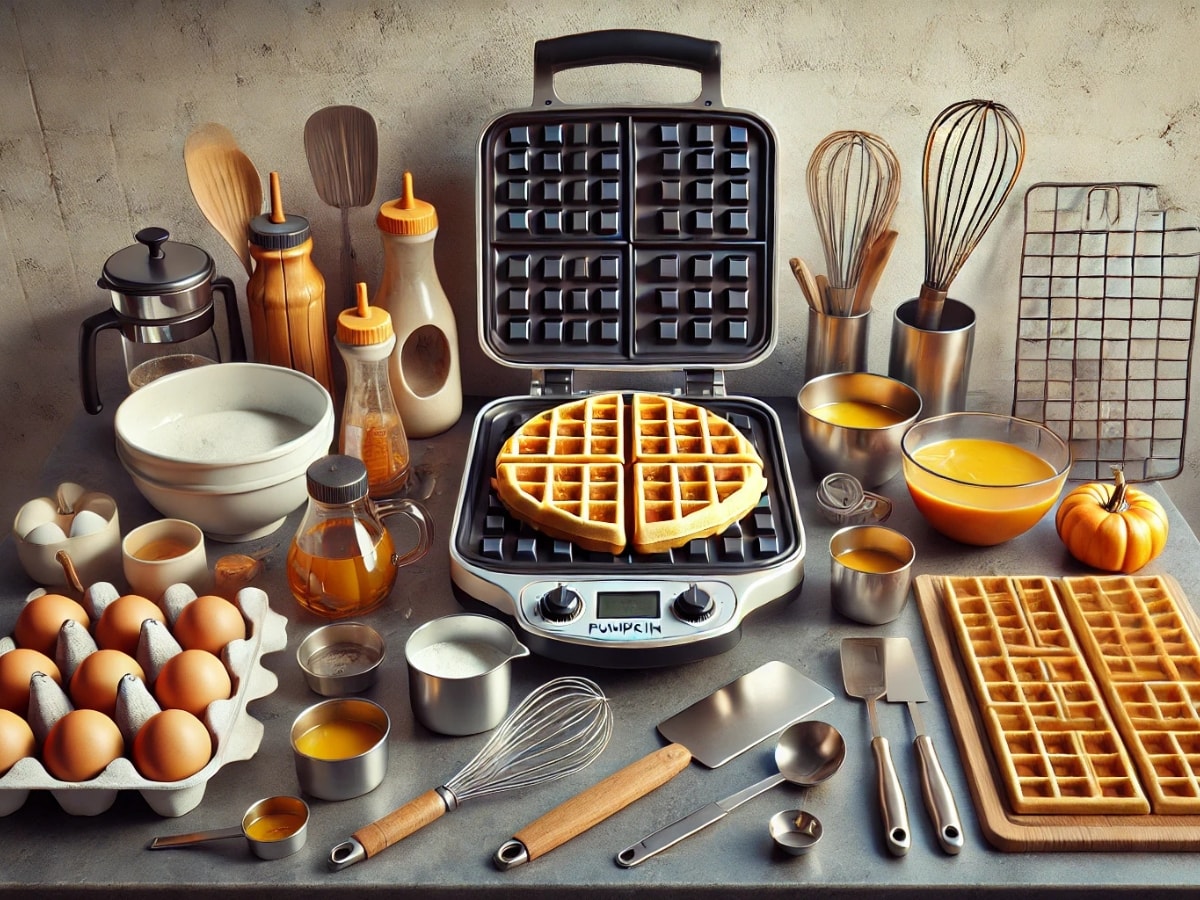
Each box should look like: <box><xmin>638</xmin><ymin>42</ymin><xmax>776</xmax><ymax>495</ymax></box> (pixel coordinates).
<box><xmin>183</xmin><ymin>123</ymin><xmax>262</xmax><ymax>275</ymax></box>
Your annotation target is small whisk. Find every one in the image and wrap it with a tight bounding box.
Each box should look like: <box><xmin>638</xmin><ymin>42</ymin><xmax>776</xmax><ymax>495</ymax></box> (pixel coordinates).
<box><xmin>805</xmin><ymin>130</ymin><xmax>901</xmax><ymax>316</ymax></box>
<box><xmin>916</xmin><ymin>99</ymin><xmax>1026</xmax><ymax>330</ymax></box>
<box><xmin>329</xmin><ymin>676</ymin><xmax>613</xmax><ymax>870</ymax></box>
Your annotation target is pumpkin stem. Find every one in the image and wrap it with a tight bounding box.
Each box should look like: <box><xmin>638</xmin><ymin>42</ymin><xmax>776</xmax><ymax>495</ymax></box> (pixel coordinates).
<box><xmin>1107</xmin><ymin>466</ymin><xmax>1129</xmax><ymax>513</ymax></box>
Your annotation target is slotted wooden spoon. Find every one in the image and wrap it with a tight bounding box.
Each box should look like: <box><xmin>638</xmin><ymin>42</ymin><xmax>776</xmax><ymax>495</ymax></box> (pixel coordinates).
<box><xmin>183</xmin><ymin>123</ymin><xmax>263</xmax><ymax>275</ymax></box>
<box><xmin>303</xmin><ymin>105</ymin><xmax>378</xmax><ymax>309</ymax></box>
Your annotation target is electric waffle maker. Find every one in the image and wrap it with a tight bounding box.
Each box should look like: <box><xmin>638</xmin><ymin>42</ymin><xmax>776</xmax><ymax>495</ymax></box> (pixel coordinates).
<box><xmin>449</xmin><ymin>29</ymin><xmax>804</xmax><ymax>667</ymax></box>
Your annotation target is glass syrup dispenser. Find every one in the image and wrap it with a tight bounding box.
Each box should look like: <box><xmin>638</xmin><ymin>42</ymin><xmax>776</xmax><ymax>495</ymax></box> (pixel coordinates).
<box><xmin>287</xmin><ymin>454</ymin><xmax>431</xmax><ymax>618</ymax></box>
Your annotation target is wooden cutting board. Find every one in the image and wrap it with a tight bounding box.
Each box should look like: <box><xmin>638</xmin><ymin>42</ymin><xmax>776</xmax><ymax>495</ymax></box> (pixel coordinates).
<box><xmin>914</xmin><ymin>573</ymin><xmax>1200</xmax><ymax>851</ymax></box>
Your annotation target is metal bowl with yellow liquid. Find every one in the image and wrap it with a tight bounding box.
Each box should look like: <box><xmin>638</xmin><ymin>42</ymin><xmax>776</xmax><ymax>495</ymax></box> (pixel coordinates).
<box><xmin>797</xmin><ymin>372</ymin><xmax>923</xmax><ymax>489</ymax></box>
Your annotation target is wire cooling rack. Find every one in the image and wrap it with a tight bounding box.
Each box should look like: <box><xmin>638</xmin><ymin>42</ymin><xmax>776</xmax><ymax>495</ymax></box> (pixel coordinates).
<box><xmin>1013</xmin><ymin>183</ymin><xmax>1200</xmax><ymax>481</ymax></box>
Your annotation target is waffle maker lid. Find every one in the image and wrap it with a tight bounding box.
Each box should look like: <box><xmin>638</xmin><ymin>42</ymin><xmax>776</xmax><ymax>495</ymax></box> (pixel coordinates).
<box><xmin>476</xmin><ymin>28</ymin><xmax>777</xmax><ymax>383</ymax></box>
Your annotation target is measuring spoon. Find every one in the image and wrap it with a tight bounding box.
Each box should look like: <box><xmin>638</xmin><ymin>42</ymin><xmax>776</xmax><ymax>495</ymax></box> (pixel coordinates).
<box><xmin>615</xmin><ymin>720</ymin><xmax>846</xmax><ymax>867</ymax></box>
<box><xmin>147</xmin><ymin>795</ymin><xmax>309</xmax><ymax>860</ymax></box>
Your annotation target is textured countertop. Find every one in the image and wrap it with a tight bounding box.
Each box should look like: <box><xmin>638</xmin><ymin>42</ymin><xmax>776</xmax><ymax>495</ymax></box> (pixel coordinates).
<box><xmin>1</xmin><ymin>396</ymin><xmax>1197</xmax><ymax>899</ymax></box>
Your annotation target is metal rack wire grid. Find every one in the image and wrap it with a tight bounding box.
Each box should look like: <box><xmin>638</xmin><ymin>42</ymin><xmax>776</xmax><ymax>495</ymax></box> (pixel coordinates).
<box><xmin>1013</xmin><ymin>182</ymin><xmax>1200</xmax><ymax>481</ymax></box>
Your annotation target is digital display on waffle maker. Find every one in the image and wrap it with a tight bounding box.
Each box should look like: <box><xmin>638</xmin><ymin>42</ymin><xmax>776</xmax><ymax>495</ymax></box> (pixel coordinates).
<box><xmin>596</xmin><ymin>591</ymin><xmax>660</xmax><ymax>619</ymax></box>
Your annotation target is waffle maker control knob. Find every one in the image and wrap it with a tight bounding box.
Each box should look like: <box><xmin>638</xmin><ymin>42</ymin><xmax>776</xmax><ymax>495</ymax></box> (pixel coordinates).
<box><xmin>539</xmin><ymin>584</ymin><xmax>583</xmax><ymax>622</ymax></box>
<box><xmin>673</xmin><ymin>584</ymin><xmax>715</xmax><ymax>622</ymax></box>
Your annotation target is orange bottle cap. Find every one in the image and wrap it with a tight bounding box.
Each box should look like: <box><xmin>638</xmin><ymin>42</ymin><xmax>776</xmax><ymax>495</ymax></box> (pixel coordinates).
<box><xmin>337</xmin><ymin>283</ymin><xmax>394</xmax><ymax>345</ymax></box>
<box><xmin>377</xmin><ymin>171</ymin><xmax>438</xmax><ymax>236</ymax></box>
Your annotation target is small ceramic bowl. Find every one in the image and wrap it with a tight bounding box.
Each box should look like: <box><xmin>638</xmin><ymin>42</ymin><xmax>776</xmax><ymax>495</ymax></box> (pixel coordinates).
<box><xmin>13</xmin><ymin>483</ymin><xmax>121</xmax><ymax>588</ymax></box>
<box><xmin>297</xmin><ymin>622</ymin><xmax>385</xmax><ymax>696</ymax></box>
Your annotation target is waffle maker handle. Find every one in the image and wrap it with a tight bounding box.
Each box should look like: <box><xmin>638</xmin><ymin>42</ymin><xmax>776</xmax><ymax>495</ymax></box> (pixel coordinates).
<box><xmin>532</xmin><ymin>29</ymin><xmax>723</xmax><ymax>108</ymax></box>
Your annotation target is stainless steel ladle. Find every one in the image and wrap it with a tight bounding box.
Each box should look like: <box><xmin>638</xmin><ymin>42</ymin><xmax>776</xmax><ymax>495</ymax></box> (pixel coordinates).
<box><xmin>615</xmin><ymin>720</ymin><xmax>846</xmax><ymax>867</ymax></box>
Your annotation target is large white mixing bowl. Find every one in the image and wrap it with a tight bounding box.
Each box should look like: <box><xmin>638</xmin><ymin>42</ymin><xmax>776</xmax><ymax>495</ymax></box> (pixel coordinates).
<box><xmin>114</xmin><ymin>362</ymin><xmax>334</xmax><ymax>489</ymax></box>
<box><xmin>114</xmin><ymin>363</ymin><xmax>334</xmax><ymax>540</ymax></box>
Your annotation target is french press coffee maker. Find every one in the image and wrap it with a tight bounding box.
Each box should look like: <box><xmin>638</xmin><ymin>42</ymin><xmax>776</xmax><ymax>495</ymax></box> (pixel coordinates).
<box><xmin>79</xmin><ymin>226</ymin><xmax>247</xmax><ymax>413</ymax></box>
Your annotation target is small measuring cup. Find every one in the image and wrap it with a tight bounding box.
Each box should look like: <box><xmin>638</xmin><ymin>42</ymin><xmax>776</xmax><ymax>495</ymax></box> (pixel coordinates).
<box><xmin>405</xmin><ymin>614</ymin><xmax>530</xmax><ymax>736</ymax></box>
<box><xmin>147</xmin><ymin>795</ymin><xmax>309</xmax><ymax>860</ymax></box>
<box><xmin>769</xmin><ymin>808</ymin><xmax>824</xmax><ymax>856</ymax></box>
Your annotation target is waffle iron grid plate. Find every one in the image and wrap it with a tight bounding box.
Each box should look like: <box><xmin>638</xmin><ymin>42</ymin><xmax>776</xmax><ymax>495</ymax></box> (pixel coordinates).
<box><xmin>476</xmin><ymin>29</ymin><xmax>776</xmax><ymax>371</ymax></box>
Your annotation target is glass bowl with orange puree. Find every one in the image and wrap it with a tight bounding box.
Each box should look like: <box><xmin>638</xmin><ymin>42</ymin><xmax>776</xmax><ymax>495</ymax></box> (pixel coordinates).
<box><xmin>900</xmin><ymin>412</ymin><xmax>1071</xmax><ymax>546</ymax></box>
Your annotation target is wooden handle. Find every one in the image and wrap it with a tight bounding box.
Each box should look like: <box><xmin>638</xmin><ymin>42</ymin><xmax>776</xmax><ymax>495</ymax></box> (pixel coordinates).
<box><xmin>852</xmin><ymin>229</ymin><xmax>898</xmax><ymax>314</ymax></box>
<box><xmin>914</xmin><ymin>282</ymin><xmax>948</xmax><ymax>331</ymax></box>
<box><xmin>352</xmin><ymin>789</ymin><xmax>447</xmax><ymax>858</ymax></box>
<box><xmin>513</xmin><ymin>743</ymin><xmax>692</xmax><ymax>862</ymax></box>
<box><xmin>788</xmin><ymin>257</ymin><xmax>822</xmax><ymax>313</ymax></box>
<box><xmin>814</xmin><ymin>273</ymin><xmax>830</xmax><ymax>314</ymax></box>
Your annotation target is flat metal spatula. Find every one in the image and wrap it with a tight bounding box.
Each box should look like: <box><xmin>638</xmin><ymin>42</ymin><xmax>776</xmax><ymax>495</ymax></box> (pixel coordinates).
<box><xmin>840</xmin><ymin>637</ymin><xmax>910</xmax><ymax>857</ymax></box>
<box><xmin>884</xmin><ymin>636</ymin><xmax>964</xmax><ymax>854</ymax></box>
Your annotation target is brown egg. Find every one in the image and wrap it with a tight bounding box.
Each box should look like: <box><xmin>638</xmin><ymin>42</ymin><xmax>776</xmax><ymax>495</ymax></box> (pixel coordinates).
<box><xmin>0</xmin><ymin>708</ymin><xmax>37</xmax><ymax>775</ymax></box>
<box><xmin>94</xmin><ymin>594</ymin><xmax>166</xmax><ymax>656</ymax></box>
<box><xmin>154</xmin><ymin>649</ymin><xmax>232</xmax><ymax>718</ymax></box>
<box><xmin>69</xmin><ymin>649</ymin><xmax>145</xmax><ymax>717</ymax></box>
<box><xmin>0</xmin><ymin>648</ymin><xmax>61</xmax><ymax>715</ymax></box>
<box><xmin>132</xmin><ymin>708</ymin><xmax>213</xmax><ymax>782</ymax></box>
<box><xmin>14</xmin><ymin>594</ymin><xmax>90</xmax><ymax>656</ymax></box>
<box><xmin>42</xmin><ymin>708</ymin><xmax>124</xmax><ymax>782</ymax></box>
<box><xmin>172</xmin><ymin>595</ymin><xmax>247</xmax><ymax>655</ymax></box>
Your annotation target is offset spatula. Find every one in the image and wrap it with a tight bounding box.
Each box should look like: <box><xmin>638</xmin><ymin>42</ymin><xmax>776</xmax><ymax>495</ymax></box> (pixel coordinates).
<box><xmin>840</xmin><ymin>637</ymin><xmax>910</xmax><ymax>857</ymax></box>
<box><xmin>884</xmin><ymin>637</ymin><xmax>964</xmax><ymax>854</ymax></box>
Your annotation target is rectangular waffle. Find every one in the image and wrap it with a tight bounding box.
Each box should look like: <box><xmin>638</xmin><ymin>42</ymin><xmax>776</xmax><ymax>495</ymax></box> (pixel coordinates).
<box><xmin>941</xmin><ymin>575</ymin><xmax>1151</xmax><ymax>815</ymax></box>
<box><xmin>1058</xmin><ymin>575</ymin><xmax>1200</xmax><ymax>814</ymax></box>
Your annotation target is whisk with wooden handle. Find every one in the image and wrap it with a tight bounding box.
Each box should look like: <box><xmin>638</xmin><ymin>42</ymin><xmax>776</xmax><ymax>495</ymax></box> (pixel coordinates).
<box><xmin>806</xmin><ymin>131</ymin><xmax>901</xmax><ymax>316</ymax></box>
<box><xmin>328</xmin><ymin>676</ymin><xmax>613</xmax><ymax>870</ymax></box>
<box><xmin>916</xmin><ymin>99</ymin><xmax>1026</xmax><ymax>330</ymax></box>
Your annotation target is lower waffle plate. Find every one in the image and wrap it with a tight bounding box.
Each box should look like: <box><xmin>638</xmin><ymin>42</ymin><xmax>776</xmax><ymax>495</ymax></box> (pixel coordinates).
<box><xmin>454</xmin><ymin>394</ymin><xmax>799</xmax><ymax>572</ymax></box>
<box><xmin>914</xmin><ymin>573</ymin><xmax>1200</xmax><ymax>851</ymax></box>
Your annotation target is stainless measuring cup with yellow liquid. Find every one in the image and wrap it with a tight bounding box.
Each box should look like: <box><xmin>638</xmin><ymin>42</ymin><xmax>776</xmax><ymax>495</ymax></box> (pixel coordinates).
<box><xmin>147</xmin><ymin>795</ymin><xmax>309</xmax><ymax>860</ymax></box>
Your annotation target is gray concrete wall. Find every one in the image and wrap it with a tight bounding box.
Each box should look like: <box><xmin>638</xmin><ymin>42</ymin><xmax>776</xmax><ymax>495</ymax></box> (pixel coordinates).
<box><xmin>3</xmin><ymin>0</ymin><xmax>1199</xmax><ymax>532</ymax></box>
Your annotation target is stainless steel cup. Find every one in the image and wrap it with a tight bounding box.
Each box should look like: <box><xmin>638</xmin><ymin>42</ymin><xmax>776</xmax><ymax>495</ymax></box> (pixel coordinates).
<box><xmin>405</xmin><ymin>613</ymin><xmax>530</xmax><ymax>736</ymax></box>
<box><xmin>291</xmin><ymin>697</ymin><xmax>389</xmax><ymax>801</ymax></box>
<box><xmin>797</xmin><ymin>372</ymin><xmax>922</xmax><ymax>488</ymax></box>
<box><xmin>297</xmin><ymin>622</ymin><xmax>385</xmax><ymax>696</ymax></box>
<box><xmin>805</xmin><ymin>307</ymin><xmax>870</xmax><ymax>382</ymax></box>
<box><xmin>147</xmin><ymin>795</ymin><xmax>310</xmax><ymax>860</ymax></box>
<box><xmin>888</xmin><ymin>297</ymin><xmax>976</xmax><ymax>419</ymax></box>
<box><xmin>829</xmin><ymin>525</ymin><xmax>915</xmax><ymax>625</ymax></box>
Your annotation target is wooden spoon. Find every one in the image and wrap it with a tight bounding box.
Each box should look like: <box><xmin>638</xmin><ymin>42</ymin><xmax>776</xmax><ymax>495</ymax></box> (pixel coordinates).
<box><xmin>183</xmin><ymin>123</ymin><xmax>262</xmax><ymax>275</ymax></box>
<box><xmin>852</xmin><ymin>229</ymin><xmax>899</xmax><ymax>315</ymax></box>
<box><xmin>789</xmin><ymin>257</ymin><xmax>824</xmax><ymax>314</ymax></box>
<box><xmin>303</xmin><ymin>105</ymin><xmax>379</xmax><ymax>310</ymax></box>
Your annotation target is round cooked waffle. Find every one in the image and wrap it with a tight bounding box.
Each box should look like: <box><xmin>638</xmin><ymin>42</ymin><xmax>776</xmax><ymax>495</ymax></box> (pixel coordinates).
<box><xmin>493</xmin><ymin>392</ymin><xmax>766</xmax><ymax>554</ymax></box>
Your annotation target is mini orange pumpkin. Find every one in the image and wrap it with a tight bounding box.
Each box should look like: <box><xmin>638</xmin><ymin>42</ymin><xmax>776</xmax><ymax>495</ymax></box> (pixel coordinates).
<box><xmin>1055</xmin><ymin>468</ymin><xmax>1168</xmax><ymax>573</ymax></box>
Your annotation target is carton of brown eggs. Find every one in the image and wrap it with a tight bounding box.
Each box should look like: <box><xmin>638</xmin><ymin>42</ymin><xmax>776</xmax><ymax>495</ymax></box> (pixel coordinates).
<box><xmin>0</xmin><ymin>582</ymin><xmax>286</xmax><ymax>816</ymax></box>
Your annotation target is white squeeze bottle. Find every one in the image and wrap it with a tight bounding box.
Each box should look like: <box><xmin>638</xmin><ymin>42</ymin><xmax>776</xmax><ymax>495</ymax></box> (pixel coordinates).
<box><xmin>374</xmin><ymin>172</ymin><xmax>463</xmax><ymax>438</ymax></box>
